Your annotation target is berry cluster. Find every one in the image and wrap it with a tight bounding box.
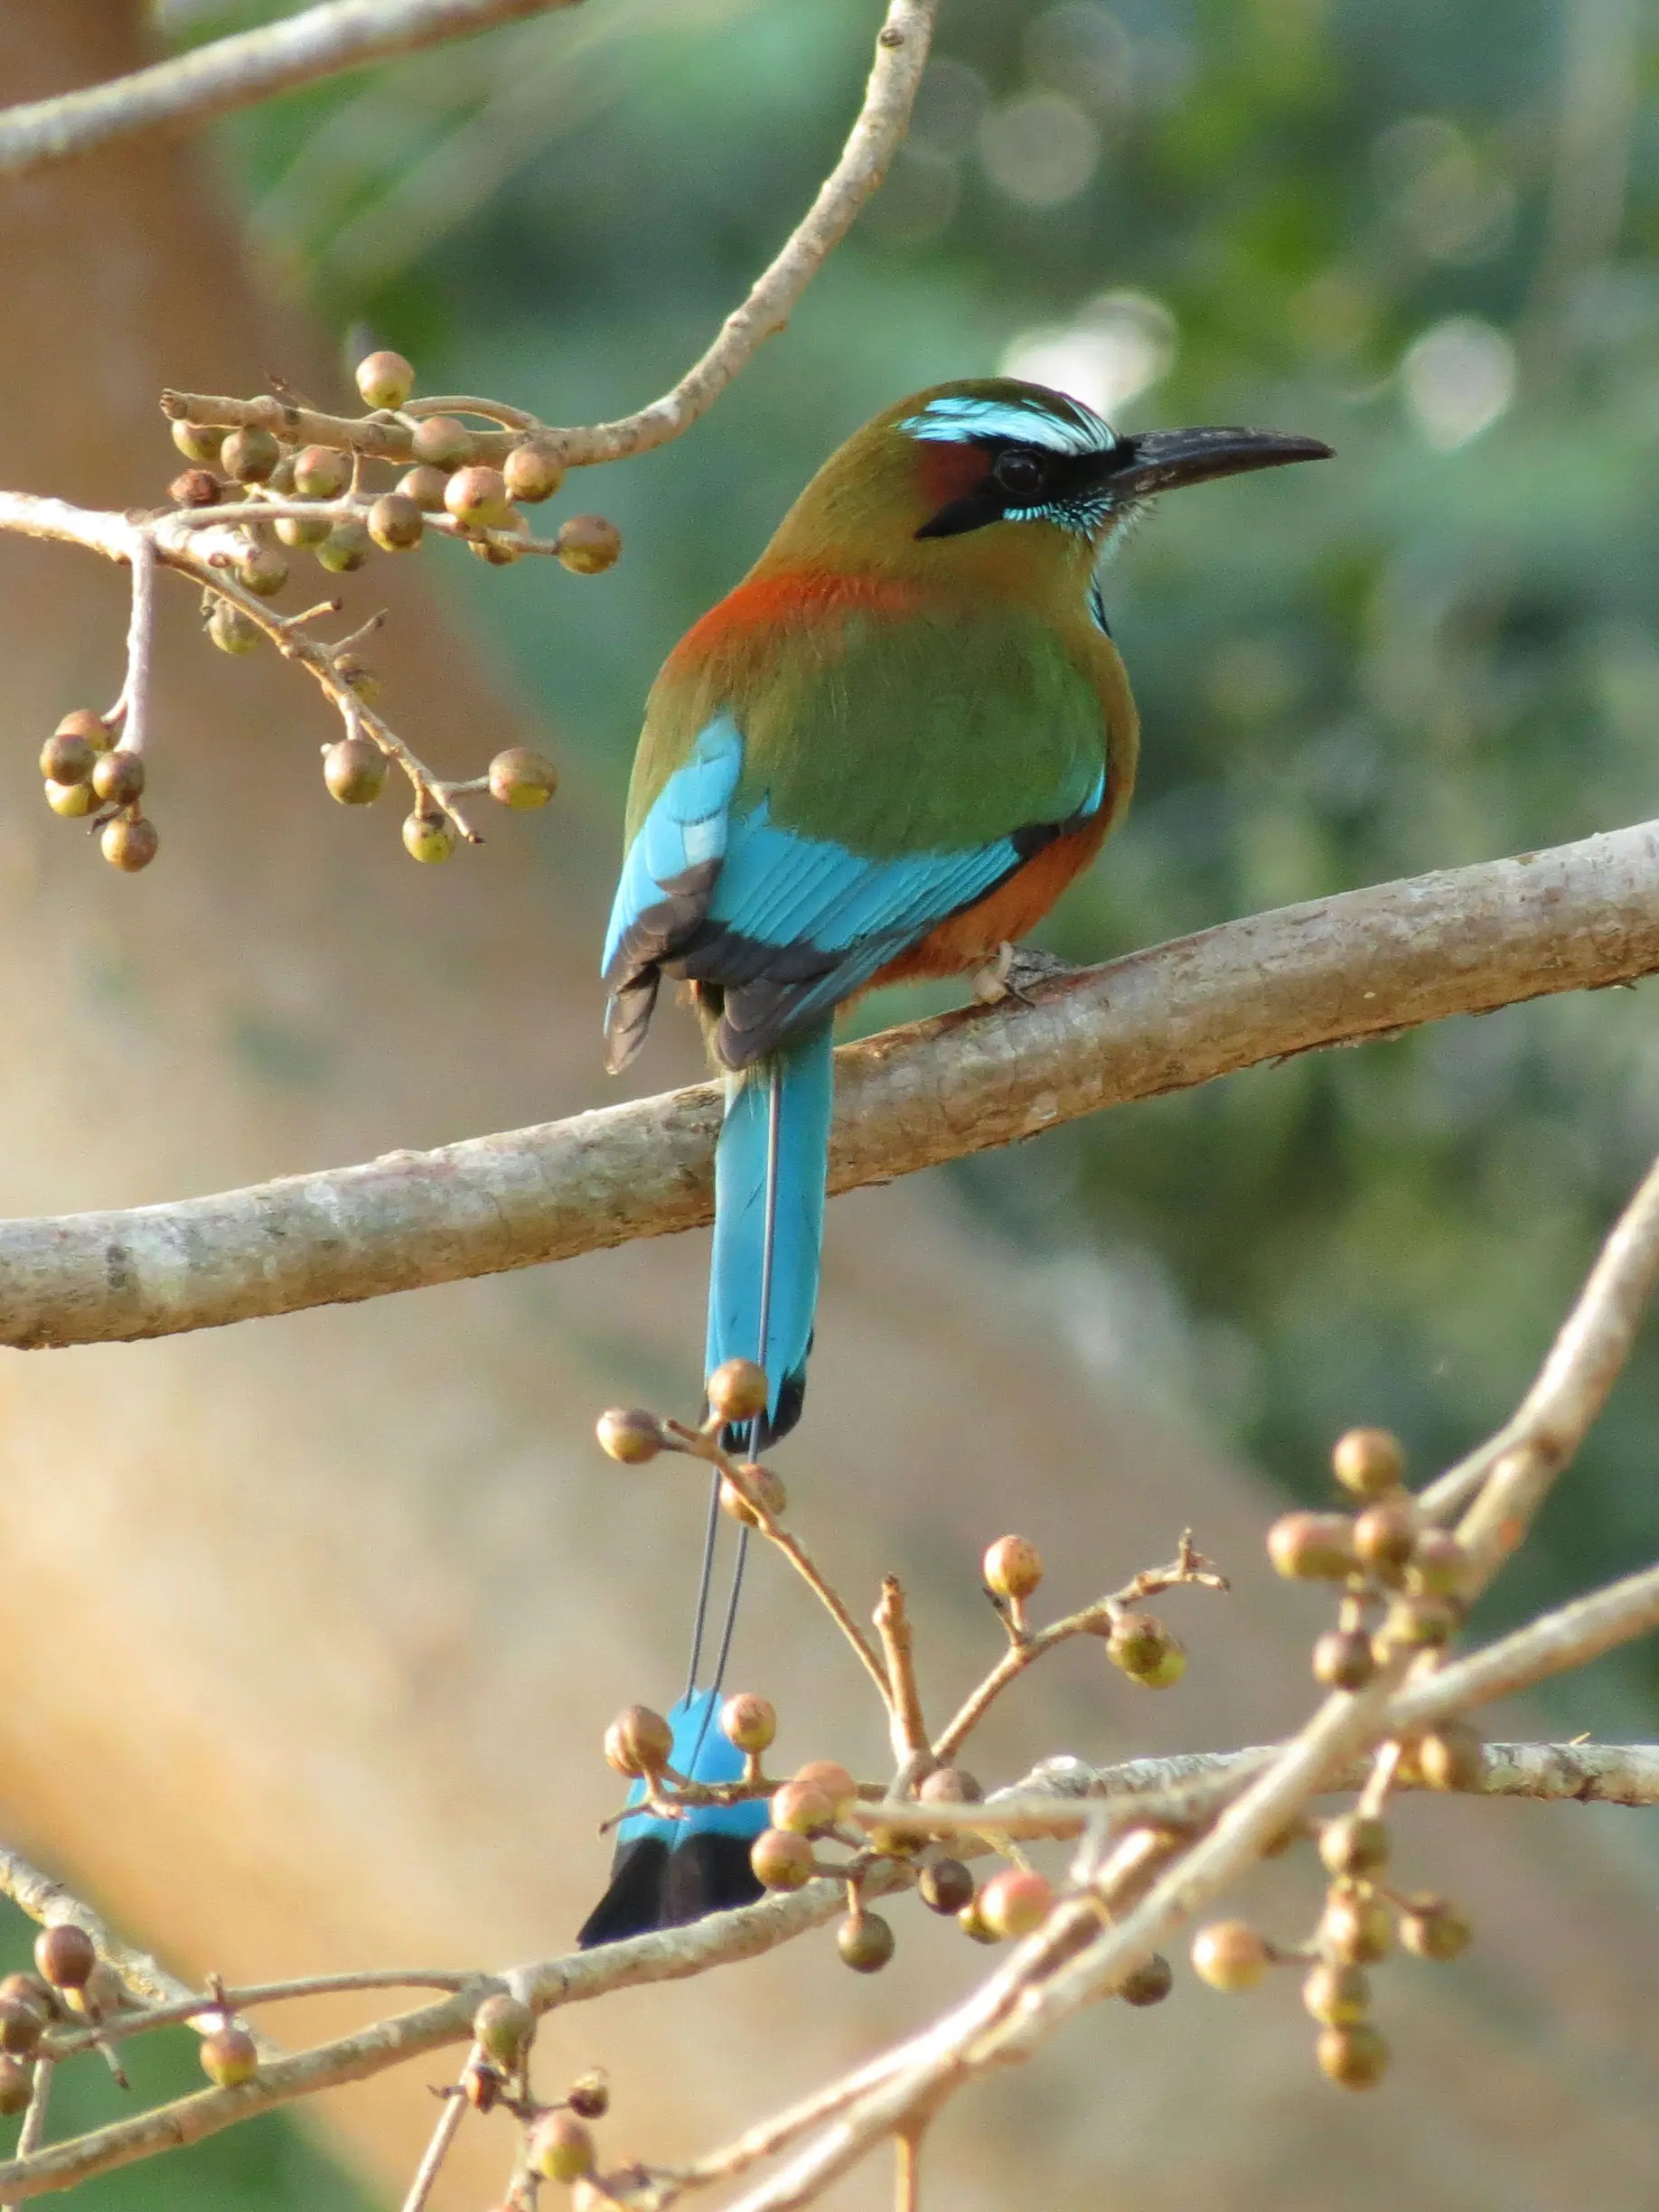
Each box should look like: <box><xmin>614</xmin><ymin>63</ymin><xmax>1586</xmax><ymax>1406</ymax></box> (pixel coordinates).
<box><xmin>39</xmin><ymin>709</ymin><xmax>155</xmax><ymax>870</ymax></box>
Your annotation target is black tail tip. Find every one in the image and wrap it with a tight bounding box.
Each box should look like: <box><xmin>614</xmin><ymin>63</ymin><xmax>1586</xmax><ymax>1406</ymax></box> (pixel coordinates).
<box><xmin>577</xmin><ymin>1833</ymin><xmax>764</xmax><ymax>1949</ymax></box>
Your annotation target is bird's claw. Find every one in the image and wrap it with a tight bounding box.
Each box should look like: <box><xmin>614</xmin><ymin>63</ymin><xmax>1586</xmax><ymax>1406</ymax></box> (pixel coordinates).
<box><xmin>970</xmin><ymin>942</ymin><xmax>1080</xmax><ymax>1008</ymax></box>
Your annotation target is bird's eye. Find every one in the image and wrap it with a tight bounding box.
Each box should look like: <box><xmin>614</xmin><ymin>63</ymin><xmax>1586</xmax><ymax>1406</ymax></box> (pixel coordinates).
<box><xmin>992</xmin><ymin>447</ymin><xmax>1048</xmax><ymax>502</ymax></box>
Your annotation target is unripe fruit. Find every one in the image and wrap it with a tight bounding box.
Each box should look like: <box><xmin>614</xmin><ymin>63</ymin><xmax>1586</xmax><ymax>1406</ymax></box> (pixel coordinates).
<box><xmin>1400</xmin><ymin>1899</ymin><xmax>1472</xmax><ymax>1961</ymax></box>
<box><xmin>209</xmin><ymin>599</ymin><xmax>261</xmax><ymax>653</ymax></box>
<box><xmin>1373</xmin><ymin>1596</ymin><xmax>1458</xmax><ymax>1656</ymax></box>
<box><xmin>220</xmin><ymin>426</ymin><xmax>281</xmax><ymax>483</ymax></box>
<box><xmin>957</xmin><ymin>1899</ymin><xmax>1000</xmax><ymax>1944</ymax></box>
<box><xmin>445</xmin><ymin>465</ymin><xmax>512</xmax><ymax>530</ymax></box>
<box><xmin>977</xmin><ymin>1868</ymin><xmax>1052</xmax><ymax>1940</ymax></box>
<box><xmin>505</xmin><ymin>438</ymin><xmax>565</xmax><ymax>503</ymax></box>
<box><xmin>171</xmin><ymin>420</ymin><xmax>224</xmax><ymax>464</ymax></box>
<box><xmin>1353</xmin><ymin>1500</ymin><xmax>1417</xmax><ymax>1585</ymax></box>
<box><xmin>1331</xmin><ymin>1427</ymin><xmax>1404</xmax><ymax>1500</ymax></box>
<box><xmin>462</xmin><ymin>2056</ymin><xmax>501</xmax><ymax>2112</ymax></box>
<box><xmin>595</xmin><ymin>1408</ymin><xmax>662</xmax><ymax>1464</ymax></box>
<box><xmin>34</xmin><ymin>1924</ymin><xmax>96</xmax><ymax>1991</ymax></box>
<box><xmin>1118</xmin><ymin>1953</ymin><xmax>1174</xmax><ymax>2007</ymax></box>
<box><xmin>91</xmin><ymin>750</ymin><xmax>145</xmax><ymax>806</ymax></box>
<box><xmin>237</xmin><ymin>545</ymin><xmax>289</xmax><ymax>597</ymax></box>
<box><xmin>983</xmin><ymin>1534</ymin><xmax>1043</xmax><ymax>1601</ymax></box>
<box><xmin>1406</xmin><ymin>1529</ymin><xmax>1468</xmax><ymax>1598</ymax></box>
<box><xmin>332</xmin><ymin>651</ymin><xmax>380</xmax><ymax>704</ymax></box>
<box><xmin>398</xmin><ymin>464</ymin><xmax>452</xmax><ymax>511</ymax></box>
<box><xmin>1268</xmin><ymin>1511</ymin><xmax>1359</xmax><ymax>1580</ymax></box>
<box><xmin>0</xmin><ymin>1977</ymin><xmax>57</xmax><ymax>2025</ymax></box>
<box><xmin>792</xmin><ymin>1760</ymin><xmax>857</xmax><ymax>1821</ymax></box>
<box><xmin>837</xmin><ymin>1910</ymin><xmax>895</xmax><ymax>1973</ymax></box>
<box><xmin>603</xmin><ymin>1704</ymin><xmax>673</xmax><ymax>1779</ymax></box>
<box><xmin>0</xmin><ymin>2057</ymin><xmax>32</xmax><ymax>2116</ymax></box>
<box><xmin>1301</xmin><ymin>1960</ymin><xmax>1370</xmax><ymax>2026</ymax></box>
<box><xmin>555</xmin><ymin>514</ymin><xmax>622</xmax><ymax>574</ymax></box>
<box><xmin>323</xmin><ymin>736</ymin><xmax>388</xmax><ymax>806</ymax></box>
<box><xmin>567</xmin><ymin>2071</ymin><xmax>609</xmax><ymax>2120</ymax></box>
<box><xmin>1191</xmin><ymin>1920</ymin><xmax>1269</xmax><ymax>1992</ymax></box>
<box><xmin>40</xmin><ymin>731</ymin><xmax>96</xmax><ymax>784</ymax></box>
<box><xmin>0</xmin><ymin>2002</ymin><xmax>41</xmax><ymax>2057</ymax></box>
<box><xmin>1418</xmin><ymin>1720</ymin><xmax>1483</xmax><ymax>1793</ymax></box>
<box><xmin>919</xmin><ymin>1858</ymin><xmax>975</xmax><ymax>1916</ymax></box>
<box><xmin>369</xmin><ymin>492</ymin><xmax>424</xmax><ymax>552</ymax></box>
<box><xmin>355</xmin><ymin>350</ymin><xmax>415</xmax><ymax>410</ymax></box>
<box><xmin>1312</xmin><ymin>1626</ymin><xmax>1375</xmax><ymax>1691</ymax></box>
<box><xmin>768</xmin><ymin>1779</ymin><xmax>835</xmax><ymax>1835</ymax></box>
<box><xmin>1108</xmin><ymin>1612</ymin><xmax>1186</xmax><ymax>1688</ymax></box>
<box><xmin>488</xmin><ymin>746</ymin><xmax>558</xmax><ymax>809</ymax></box>
<box><xmin>718</xmin><ymin>1692</ymin><xmax>776</xmax><ymax>1753</ymax></box>
<box><xmin>402</xmin><ymin>811</ymin><xmax>455</xmax><ymax>864</ymax></box>
<box><xmin>317</xmin><ymin>521</ymin><xmax>371</xmax><ymax>574</ymax></box>
<box><xmin>1318</xmin><ymin>1814</ymin><xmax>1389</xmax><ymax>1879</ymax></box>
<box><xmin>1319</xmin><ymin>1889</ymin><xmax>1392</xmax><ymax>1965</ymax></box>
<box><xmin>472</xmin><ymin>1992</ymin><xmax>534</xmax><ymax>2069</ymax></box>
<box><xmin>917</xmin><ymin>1766</ymin><xmax>982</xmax><ymax>1804</ymax></box>
<box><xmin>750</xmin><ymin>1827</ymin><xmax>814</xmax><ymax>1890</ymax></box>
<box><xmin>527</xmin><ymin>2111</ymin><xmax>595</xmax><ymax>2184</ymax></box>
<box><xmin>55</xmin><ymin>709</ymin><xmax>110</xmax><ymax>751</ymax></box>
<box><xmin>45</xmin><ymin>779</ymin><xmax>94</xmax><ymax>818</ymax></box>
<box><xmin>101</xmin><ymin>816</ymin><xmax>158</xmax><ymax>872</ymax></box>
<box><xmin>410</xmin><ymin>415</ymin><xmax>473</xmax><ymax>469</ymax></box>
<box><xmin>199</xmin><ymin>2023</ymin><xmax>258</xmax><ymax>2088</ymax></box>
<box><xmin>293</xmin><ymin>445</ymin><xmax>352</xmax><ymax>500</ymax></box>
<box><xmin>1316</xmin><ymin>2021</ymin><xmax>1389</xmax><ymax>2088</ymax></box>
<box><xmin>468</xmin><ymin>519</ymin><xmax>529</xmax><ymax>565</ymax></box>
<box><xmin>719</xmin><ymin>1464</ymin><xmax>786</xmax><ymax>1526</ymax></box>
<box><xmin>170</xmin><ymin>467</ymin><xmax>223</xmax><ymax>507</ymax></box>
<box><xmin>708</xmin><ymin>1357</ymin><xmax>768</xmax><ymax>1423</ymax></box>
<box><xmin>276</xmin><ymin>513</ymin><xmax>333</xmax><ymax>548</ymax></box>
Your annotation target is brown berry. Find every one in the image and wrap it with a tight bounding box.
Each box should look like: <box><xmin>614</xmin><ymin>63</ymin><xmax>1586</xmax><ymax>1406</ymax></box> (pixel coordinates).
<box><xmin>402</xmin><ymin>810</ymin><xmax>456</xmax><ymax>863</ymax></box>
<box><xmin>555</xmin><ymin>513</ymin><xmax>623</xmax><ymax>574</ymax></box>
<box><xmin>1319</xmin><ymin>1888</ymin><xmax>1392</xmax><ymax>1965</ymax></box>
<box><xmin>1268</xmin><ymin>1511</ymin><xmax>1359</xmax><ymax>1580</ymax></box>
<box><xmin>487</xmin><ymin>745</ymin><xmax>558</xmax><ymax>810</ymax></box>
<box><xmin>1118</xmin><ymin>1953</ymin><xmax>1174</xmax><ymax>2007</ymax></box>
<box><xmin>199</xmin><ymin>2022</ymin><xmax>258</xmax><ymax>2088</ymax></box>
<box><xmin>603</xmin><ymin>1703</ymin><xmax>673</xmax><ymax>1779</ymax></box>
<box><xmin>0</xmin><ymin>1976</ymin><xmax>56</xmax><ymax>2025</ymax></box>
<box><xmin>237</xmin><ymin>544</ymin><xmax>289</xmax><ymax>598</ymax></box>
<box><xmin>595</xmin><ymin>1408</ymin><xmax>662</xmax><ymax>1464</ymax></box>
<box><xmin>468</xmin><ymin>519</ymin><xmax>530</xmax><ymax>565</ymax></box>
<box><xmin>1107</xmin><ymin>1612</ymin><xmax>1186</xmax><ymax>1688</ymax></box>
<box><xmin>33</xmin><ymin>1924</ymin><xmax>95</xmax><ymax>1992</ymax></box>
<box><xmin>792</xmin><ymin>1760</ymin><xmax>856</xmax><ymax>1820</ymax></box>
<box><xmin>101</xmin><ymin>815</ymin><xmax>158</xmax><ymax>872</ymax></box>
<box><xmin>276</xmin><ymin>513</ymin><xmax>333</xmax><ymax>548</ymax></box>
<box><xmin>505</xmin><ymin>438</ymin><xmax>565</xmax><ymax>503</ymax></box>
<box><xmin>366</xmin><ymin>492</ymin><xmax>423</xmax><ymax>553</ymax></box>
<box><xmin>220</xmin><ymin>426</ymin><xmax>281</xmax><ymax>483</ymax></box>
<box><xmin>983</xmin><ymin>1534</ymin><xmax>1043</xmax><ymax>1601</ymax></box>
<box><xmin>292</xmin><ymin>445</ymin><xmax>352</xmax><ymax>501</ymax></box>
<box><xmin>768</xmin><ymin>1779</ymin><xmax>835</xmax><ymax>1835</ymax></box>
<box><xmin>1406</xmin><ymin>1529</ymin><xmax>1469</xmax><ymax>1598</ymax></box>
<box><xmin>527</xmin><ymin>2111</ymin><xmax>595</xmax><ymax>2184</ymax></box>
<box><xmin>1353</xmin><ymin>1500</ymin><xmax>1417</xmax><ymax>1585</ymax></box>
<box><xmin>919</xmin><ymin>1858</ymin><xmax>975</xmax><ymax>1916</ymax></box>
<box><xmin>0</xmin><ymin>2059</ymin><xmax>33</xmax><ymax>2117</ymax></box>
<box><xmin>1191</xmin><ymin>1919</ymin><xmax>1269</xmax><ymax>1992</ymax></box>
<box><xmin>718</xmin><ymin>1692</ymin><xmax>776</xmax><ymax>1753</ymax></box>
<box><xmin>398</xmin><ymin>464</ymin><xmax>451</xmax><ymax>511</ymax></box>
<box><xmin>472</xmin><ymin>1992</ymin><xmax>534</xmax><ymax>2069</ymax></box>
<box><xmin>1312</xmin><ymin>1626</ymin><xmax>1375</xmax><ymax>1691</ymax></box>
<box><xmin>317</xmin><ymin>520</ymin><xmax>371</xmax><ymax>574</ymax></box>
<box><xmin>1316</xmin><ymin>2020</ymin><xmax>1389</xmax><ymax>2088</ymax></box>
<box><xmin>40</xmin><ymin>731</ymin><xmax>96</xmax><ymax>784</ymax></box>
<box><xmin>0</xmin><ymin>2002</ymin><xmax>40</xmax><ymax>2057</ymax></box>
<box><xmin>355</xmin><ymin>350</ymin><xmax>415</xmax><ymax>410</ymax></box>
<box><xmin>1302</xmin><ymin>1960</ymin><xmax>1370</xmax><ymax>2026</ymax></box>
<box><xmin>44</xmin><ymin>778</ymin><xmax>94</xmax><ymax>818</ymax></box>
<box><xmin>445</xmin><ymin>465</ymin><xmax>512</xmax><ymax>530</ymax></box>
<box><xmin>170</xmin><ymin>467</ymin><xmax>223</xmax><ymax>507</ymax></box>
<box><xmin>171</xmin><ymin>420</ymin><xmax>224</xmax><ymax>464</ymax></box>
<box><xmin>978</xmin><ymin>1868</ymin><xmax>1052</xmax><ymax>1940</ymax></box>
<box><xmin>1400</xmin><ymin>1898</ymin><xmax>1472</xmax><ymax>1961</ymax></box>
<box><xmin>1318</xmin><ymin>1814</ymin><xmax>1389</xmax><ymax>1879</ymax></box>
<box><xmin>957</xmin><ymin>1899</ymin><xmax>1000</xmax><ymax>1944</ymax></box>
<box><xmin>567</xmin><ymin>2070</ymin><xmax>609</xmax><ymax>2119</ymax></box>
<box><xmin>719</xmin><ymin>1464</ymin><xmax>786</xmax><ymax>1526</ymax></box>
<box><xmin>323</xmin><ymin>736</ymin><xmax>388</xmax><ymax>806</ymax></box>
<box><xmin>917</xmin><ymin>1766</ymin><xmax>982</xmax><ymax>1804</ymax></box>
<box><xmin>410</xmin><ymin>415</ymin><xmax>473</xmax><ymax>469</ymax></box>
<box><xmin>837</xmin><ymin>1910</ymin><xmax>895</xmax><ymax>1973</ymax></box>
<box><xmin>462</xmin><ymin>2056</ymin><xmax>501</xmax><ymax>2112</ymax></box>
<box><xmin>750</xmin><ymin>1827</ymin><xmax>815</xmax><ymax>1890</ymax></box>
<box><xmin>1417</xmin><ymin>1720</ymin><xmax>1483</xmax><ymax>1793</ymax></box>
<box><xmin>55</xmin><ymin>709</ymin><xmax>110</xmax><ymax>750</ymax></box>
<box><xmin>707</xmin><ymin>1357</ymin><xmax>768</xmax><ymax>1423</ymax></box>
<box><xmin>1331</xmin><ymin>1427</ymin><xmax>1404</xmax><ymax>1500</ymax></box>
<box><xmin>91</xmin><ymin>750</ymin><xmax>145</xmax><ymax>806</ymax></box>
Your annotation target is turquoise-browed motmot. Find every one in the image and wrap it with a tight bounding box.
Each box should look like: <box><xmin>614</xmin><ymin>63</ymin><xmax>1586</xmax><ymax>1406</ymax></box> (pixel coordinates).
<box><xmin>580</xmin><ymin>378</ymin><xmax>1328</xmax><ymax>1945</ymax></box>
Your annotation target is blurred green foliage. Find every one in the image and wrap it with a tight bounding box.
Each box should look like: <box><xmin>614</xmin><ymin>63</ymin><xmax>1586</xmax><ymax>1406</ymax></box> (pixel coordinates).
<box><xmin>181</xmin><ymin>0</ymin><xmax>1659</xmax><ymax>1701</ymax></box>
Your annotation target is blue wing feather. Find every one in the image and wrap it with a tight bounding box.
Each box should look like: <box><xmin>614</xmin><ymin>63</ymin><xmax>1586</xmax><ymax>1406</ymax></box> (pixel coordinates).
<box><xmin>614</xmin><ymin>1689</ymin><xmax>765</xmax><ymax>1849</ymax></box>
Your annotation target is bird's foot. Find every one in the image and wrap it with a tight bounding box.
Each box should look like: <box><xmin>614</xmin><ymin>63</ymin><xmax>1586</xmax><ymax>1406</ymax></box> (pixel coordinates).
<box><xmin>970</xmin><ymin>942</ymin><xmax>1080</xmax><ymax>1008</ymax></box>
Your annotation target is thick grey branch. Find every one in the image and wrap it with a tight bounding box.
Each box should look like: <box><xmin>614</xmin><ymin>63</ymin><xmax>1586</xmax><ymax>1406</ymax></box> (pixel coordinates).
<box><xmin>4</xmin><ymin>818</ymin><xmax>1659</xmax><ymax>1350</ymax></box>
<box><xmin>0</xmin><ymin>1</ymin><xmax>576</xmax><ymax>177</ymax></box>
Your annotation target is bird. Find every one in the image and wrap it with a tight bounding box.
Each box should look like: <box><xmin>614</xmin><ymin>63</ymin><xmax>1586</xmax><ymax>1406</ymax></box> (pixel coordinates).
<box><xmin>578</xmin><ymin>377</ymin><xmax>1330</xmax><ymax>1947</ymax></box>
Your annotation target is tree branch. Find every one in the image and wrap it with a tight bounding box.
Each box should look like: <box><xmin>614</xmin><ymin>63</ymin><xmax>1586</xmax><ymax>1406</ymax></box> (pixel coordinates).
<box><xmin>0</xmin><ymin>1</ymin><xmax>579</xmax><ymax>178</ymax></box>
<box><xmin>4</xmin><ymin>818</ymin><xmax>1659</xmax><ymax>1350</ymax></box>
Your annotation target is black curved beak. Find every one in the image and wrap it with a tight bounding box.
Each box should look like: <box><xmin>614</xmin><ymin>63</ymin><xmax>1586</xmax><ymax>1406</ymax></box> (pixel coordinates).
<box><xmin>1099</xmin><ymin>426</ymin><xmax>1333</xmax><ymax>501</ymax></box>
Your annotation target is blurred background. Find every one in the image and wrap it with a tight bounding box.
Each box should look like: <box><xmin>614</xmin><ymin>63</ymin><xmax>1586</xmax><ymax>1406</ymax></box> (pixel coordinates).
<box><xmin>1</xmin><ymin>0</ymin><xmax>1657</xmax><ymax>2206</ymax></box>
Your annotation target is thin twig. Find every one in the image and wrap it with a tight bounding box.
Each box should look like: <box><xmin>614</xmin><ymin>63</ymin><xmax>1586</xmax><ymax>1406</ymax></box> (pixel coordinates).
<box><xmin>118</xmin><ymin>537</ymin><xmax>156</xmax><ymax>759</ymax></box>
<box><xmin>874</xmin><ymin>1579</ymin><xmax>927</xmax><ymax>1769</ymax></box>
<box><xmin>399</xmin><ymin>2077</ymin><xmax>468</xmax><ymax>2212</ymax></box>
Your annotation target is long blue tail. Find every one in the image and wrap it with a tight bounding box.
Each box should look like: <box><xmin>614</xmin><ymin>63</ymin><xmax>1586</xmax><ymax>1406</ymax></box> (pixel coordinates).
<box><xmin>706</xmin><ymin>1020</ymin><xmax>835</xmax><ymax>1440</ymax></box>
